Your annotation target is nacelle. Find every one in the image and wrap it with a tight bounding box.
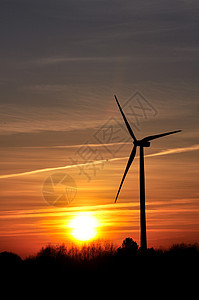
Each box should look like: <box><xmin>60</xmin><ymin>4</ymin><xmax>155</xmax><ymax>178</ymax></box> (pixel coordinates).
<box><xmin>134</xmin><ymin>140</ymin><xmax>151</xmax><ymax>147</ymax></box>
<box><xmin>142</xmin><ymin>141</ymin><xmax>150</xmax><ymax>147</ymax></box>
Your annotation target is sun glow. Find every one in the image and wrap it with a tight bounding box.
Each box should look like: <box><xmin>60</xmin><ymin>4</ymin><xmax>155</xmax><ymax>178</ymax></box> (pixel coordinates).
<box><xmin>68</xmin><ymin>214</ymin><xmax>99</xmax><ymax>242</ymax></box>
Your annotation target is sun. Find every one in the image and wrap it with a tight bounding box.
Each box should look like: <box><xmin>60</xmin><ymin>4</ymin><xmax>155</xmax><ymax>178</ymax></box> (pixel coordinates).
<box><xmin>68</xmin><ymin>214</ymin><xmax>99</xmax><ymax>242</ymax></box>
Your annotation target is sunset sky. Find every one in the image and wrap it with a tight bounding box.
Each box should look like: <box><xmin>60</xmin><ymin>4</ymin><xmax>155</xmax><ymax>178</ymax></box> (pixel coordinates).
<box><xmin>0</xmin><ymin>0</ymin><xmax>199</xmax><ymax>257</ymax></box>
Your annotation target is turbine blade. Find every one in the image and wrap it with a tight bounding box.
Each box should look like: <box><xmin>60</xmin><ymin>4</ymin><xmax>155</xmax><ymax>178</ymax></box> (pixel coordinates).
<box><xmin>142</xmin><ymin>130</ymin><xmax>182</xmax><ymax>142</ymax></box>
<box><xmin>115</xmin><ymin>145</ymin><xmax>137</xmax><ymax>203</ymax></box>
<box><xmin>114</xmin><ymin>95</ymin><xmax>137</xmax><ymax>141</ymax></box>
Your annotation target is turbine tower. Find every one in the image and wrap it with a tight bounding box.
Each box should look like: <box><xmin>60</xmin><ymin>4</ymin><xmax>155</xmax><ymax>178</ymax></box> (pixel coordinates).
<box><xmin>114</xmin><ymin>95</ymin><xmax>181</xmax><ymax>250</ymax></box>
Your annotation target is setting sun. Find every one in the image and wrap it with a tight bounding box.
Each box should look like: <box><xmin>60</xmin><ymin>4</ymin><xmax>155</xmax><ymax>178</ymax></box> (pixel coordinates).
<box><xmin>68</xmin><ymin>214</ymin><xmax>99</xmax><ymax>242</ymax></box>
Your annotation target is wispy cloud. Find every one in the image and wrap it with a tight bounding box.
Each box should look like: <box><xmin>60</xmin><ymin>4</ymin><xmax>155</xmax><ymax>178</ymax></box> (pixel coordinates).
<box><xmin>0</xmin><ymin>144</ymin><xmax>198</xmax><ymax>179</ymax></box>
<box><xmin>146</xmin><ymin>144</ymin><xmax>199</xmax><ymax>157</ymax></box>
<box><xmin>32</xmin><ymin>56</ymin><xmax>128</xmax><ymax>65</ymax></box>
<box><xmin>0</xmin><ymin>159</ymin><xmax>109</xmax><ymax>179</ymax></box>
<box><xmin>0</xmin><ymin>102</ymin><xmax>105</xmax><ymax>135</ymax></box>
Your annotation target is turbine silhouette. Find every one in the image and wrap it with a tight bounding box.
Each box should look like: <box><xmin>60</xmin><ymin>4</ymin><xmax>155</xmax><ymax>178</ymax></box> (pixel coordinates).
<box><xmin>114</xmin><ymin>95</ymin><xmax>181</xmax><ymax>250</ymax></box>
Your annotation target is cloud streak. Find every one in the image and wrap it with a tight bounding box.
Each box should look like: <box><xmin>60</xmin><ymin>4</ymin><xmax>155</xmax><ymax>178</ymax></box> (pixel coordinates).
<box><xmin>0</xmin><ymin>144</ymin><xmax>198</xmax><ymax>179</ymax></box>
<box><xmin>146</xmin><ymin>144</ymin><xmax>199</xmax><ymax>157</ymax></box>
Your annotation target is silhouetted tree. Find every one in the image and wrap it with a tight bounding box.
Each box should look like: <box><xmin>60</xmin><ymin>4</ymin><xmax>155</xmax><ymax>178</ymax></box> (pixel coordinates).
<box><xmin>117</xmin><ymin>237</ymin><xmax>138</xmax><ymax>256</ymax></box>
<box><xmin>1</xmin><ymin>240</ymin><xmax>198</xmax><ymax>285</ymax></box>
<box><xmin>0</xmin><ymin>251</ymin><xmax>22</xmax><ymax>266</ymax></box>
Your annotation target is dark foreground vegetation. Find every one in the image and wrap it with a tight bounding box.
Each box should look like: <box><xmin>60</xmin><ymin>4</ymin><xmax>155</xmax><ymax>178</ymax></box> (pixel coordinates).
<box><xmin>1</xmin><ymin>238</ymin><xmax>198</xmax><ymax>288</ymax></box>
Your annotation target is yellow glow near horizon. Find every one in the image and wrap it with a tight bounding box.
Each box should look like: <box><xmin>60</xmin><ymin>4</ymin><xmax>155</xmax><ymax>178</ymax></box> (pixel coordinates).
<box><xmin>68</xmin><ymin>214</ymin><xmax>99</xmax><ymax>242</ymax></box>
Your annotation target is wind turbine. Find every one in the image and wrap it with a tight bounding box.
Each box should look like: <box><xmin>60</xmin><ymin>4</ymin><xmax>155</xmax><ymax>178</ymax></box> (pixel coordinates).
<box><xmin>114</xmin><ymin>95</ymin><xmax>181</xmax><ymax>250</ymax></box>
